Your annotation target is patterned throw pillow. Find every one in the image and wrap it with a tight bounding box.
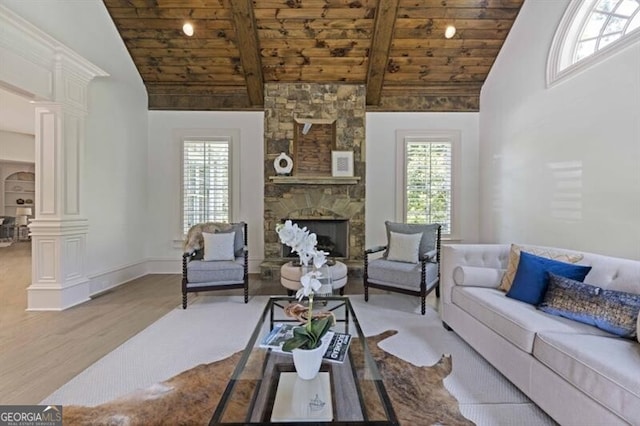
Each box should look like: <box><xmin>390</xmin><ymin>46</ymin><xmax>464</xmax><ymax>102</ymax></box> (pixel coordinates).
<box><xmin>499</xmin><ymin>244</ymin><xmax>584</xmax><ymax>292</ymax></box>
<box><xmin>506</xmin><ymin>252</ymin><xmax>592</xmax><ymax>305</ymax></box>
<box><xmin>539</xmin><ymin>273</ymin><xmax>640</xmax><ymax>339</ymax></box>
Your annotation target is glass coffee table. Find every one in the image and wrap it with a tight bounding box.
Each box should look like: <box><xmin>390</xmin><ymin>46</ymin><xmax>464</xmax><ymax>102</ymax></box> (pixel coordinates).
<box><xmin>209</xmin><ymin>296</ymin><xmax>398</xmax><ymax>425</ymax></box>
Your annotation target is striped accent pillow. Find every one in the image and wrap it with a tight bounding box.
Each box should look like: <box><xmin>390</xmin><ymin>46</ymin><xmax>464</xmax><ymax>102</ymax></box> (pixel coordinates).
<box><xmin>499</xmin><ymin>244</ymin><xmax>584</xmax><ymax>292</ymax></box>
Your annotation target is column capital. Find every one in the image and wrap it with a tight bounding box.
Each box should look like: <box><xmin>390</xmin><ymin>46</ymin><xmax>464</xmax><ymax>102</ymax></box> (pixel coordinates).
<box><xmin>29</xmin><ymin>218</ymin><xmax>88</xmax><ymax>235</ymax></box>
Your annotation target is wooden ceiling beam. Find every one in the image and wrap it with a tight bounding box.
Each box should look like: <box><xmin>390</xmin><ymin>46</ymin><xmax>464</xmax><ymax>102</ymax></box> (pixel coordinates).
<box><xmin>106</xmin><ymin>0</ymin><xmax>226</xmax><ymax>8</ymax></box>
<box><xmin>397</xmin><ymin>0</ymin><xmax>522</xmax><ymax>7</ymax></box>
<box><xmin>366</xmin><ymin>0</ymin><xmax>399</xmax><ymax>106</ymax></box>
<box><xmin>146</xmin><ymin>84</ymin><xmax>250</xmax><ymax>95</ymax></box>
<box><xmin>252</xmin><ymin>8</ymin><xmax>376</xmax><ymax>20</ymax></box>
<box><xmin>253</xmin><ymin>0</ymin><xmax>378</xmax><ymax>7</ymax></box>
<box><xmin>367</xmin><ymin>94</ymin><xmax>480</xmax><ymax>112</ymax></box>
<box><xmin>147</xmin><ymin>83</ymin><xmax>258</xmax><ymax>111</ymax></box>
<box><xmin>230</xmin><ymin>0</ymin><xmax>264</xmax><ymax>107</ymax></box>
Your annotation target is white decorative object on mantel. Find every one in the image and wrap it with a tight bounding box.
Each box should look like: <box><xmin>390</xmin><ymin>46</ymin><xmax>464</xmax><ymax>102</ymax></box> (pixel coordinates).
<box><xmin>274</xmin><ymin>152</ymin><xmax>293</xmax><ymax>175</ymax></box>
<box><xmin>331</xmin><ymin>151</ymin><xmax>354</xmax><ymax>177</ymax></box>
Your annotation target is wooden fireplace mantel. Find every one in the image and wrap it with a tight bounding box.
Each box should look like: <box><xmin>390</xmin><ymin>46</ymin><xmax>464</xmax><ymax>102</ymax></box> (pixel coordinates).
<box><xmin>269</xmin><ymin>176</ymin><xmax>361</xmax><ymax>185</ymax></box>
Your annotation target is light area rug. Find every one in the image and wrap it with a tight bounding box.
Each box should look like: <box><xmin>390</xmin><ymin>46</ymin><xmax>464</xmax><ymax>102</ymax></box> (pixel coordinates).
<box><xmin>43</xmin><ymin>294</ymin><xmax>555</xmax><ymax>426</ymax></box>
<box><xmin>0</xmin><ymin>241</ymin><xmax>13</xmax><ymax>248</ymax></box>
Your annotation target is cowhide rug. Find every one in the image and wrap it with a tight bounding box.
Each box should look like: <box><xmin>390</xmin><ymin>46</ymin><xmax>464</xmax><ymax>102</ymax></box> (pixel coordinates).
<box><xmin>62</xmin><ymin>330</ymin><xmax>474</xmax><ymax>425</ymax></box>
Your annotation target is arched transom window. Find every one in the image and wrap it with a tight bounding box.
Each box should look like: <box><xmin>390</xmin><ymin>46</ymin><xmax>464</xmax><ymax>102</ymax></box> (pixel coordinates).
<box><xmin>548</xmin><ymin>0</ymin><xmax>640</xmax><ymax>85</ymax></box>
<box><xmin>576</xmin><ymin>0</ymin><xmax>640</xmax><ymax>60</ymax></box>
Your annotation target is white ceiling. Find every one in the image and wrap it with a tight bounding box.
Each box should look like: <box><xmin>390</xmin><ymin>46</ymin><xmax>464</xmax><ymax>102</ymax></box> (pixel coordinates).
<box><xmin>0</xmin><ymin>87</ymin><xmax>35</xmax><ymax>135</ymax></box>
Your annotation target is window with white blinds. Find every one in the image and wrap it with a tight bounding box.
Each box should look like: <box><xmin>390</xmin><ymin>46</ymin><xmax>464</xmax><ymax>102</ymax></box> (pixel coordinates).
<box><xmin>404</xmin><ymin>138</ymin><xmax>453</xmax><ymax>235</ymax></box>
<box><xmin>182</xmin><ymin>139</ymin><xmax>231</xmax><ymax>234</ymax></box>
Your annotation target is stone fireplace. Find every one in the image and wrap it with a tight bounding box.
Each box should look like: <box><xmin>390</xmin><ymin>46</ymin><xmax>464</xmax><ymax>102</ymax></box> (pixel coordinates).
<box><xmin>262</xmin><ymin>83</ymin><xmax>366</xmax><ymax>277</ymax></box>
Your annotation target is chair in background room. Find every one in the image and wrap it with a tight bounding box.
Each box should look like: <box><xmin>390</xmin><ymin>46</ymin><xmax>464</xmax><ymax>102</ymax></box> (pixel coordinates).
<box><xmin>363</xmin><ymin>221</ymin><xmax>441</xmax><ymax>315</ymax></box>
<box><xmin>182</xmin><ymin>222</ymin><xmax>248</xmax><ymax>309</ymax></box>
<box><xmin>0</xmin><ymin>216</ymin><xmax>16</xmax><ymax>240</ymax></box>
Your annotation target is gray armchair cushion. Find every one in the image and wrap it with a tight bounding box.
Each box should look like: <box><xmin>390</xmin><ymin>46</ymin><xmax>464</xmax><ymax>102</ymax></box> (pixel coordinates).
<box><xmin>186</xmin><ymin>257</ymin><xmax>245</xmax><ymax>285</ymax></box>
<box><xmin>384</xmin><ymin>221</ymin><xmax>440</xmax><ymax>260</ymax></box>
<box><xmin>367</xmin><ymin>258</ymin><xmax>439</xmax><ymax>292</ymax></box>
<box><xmin>228</xmin><ymin>223</ymin><xmax>246</xmax><ymax>257</ymax></box>
<box><xmin>183</xmin><ymin>222</ymin><xmax>246</xmax><ymax>257</ymax></box>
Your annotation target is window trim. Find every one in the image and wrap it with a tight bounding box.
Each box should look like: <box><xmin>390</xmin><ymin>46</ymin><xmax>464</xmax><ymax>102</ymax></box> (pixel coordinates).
<box><xmin>547</xmin><ymin>0</ymin><xmax>640</xmax><ymax>87</ymax></box>
<box><xmin>395</xmin><ymin>129</ymin><xmax>461</xmax><ymax>239</ymax></box>
<box><xmin>175</xmin><ymin>128</ymin><xmax>240</xmax><ymax>238</ymax></box>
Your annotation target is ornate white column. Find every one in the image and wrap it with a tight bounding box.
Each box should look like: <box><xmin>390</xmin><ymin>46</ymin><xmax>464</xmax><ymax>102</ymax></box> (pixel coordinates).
<box><xmin>0</xmin><ymin>6</ymin><xmax>109</xmax><ymax>310</ymax></box>
<box><xmin>27</xmin><ymin>101</ymin><xmax>89</xmax><ymax>310</ymax></box>
<box><xmin>26</xmin><ymin>50</ymin><xmax>109</xmax><ymax>309</ymax></box>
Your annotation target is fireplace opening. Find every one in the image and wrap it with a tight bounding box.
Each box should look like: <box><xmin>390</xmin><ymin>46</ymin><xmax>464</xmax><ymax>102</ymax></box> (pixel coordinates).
<box><xmin>281</xmin><ymin>219</ymin><xmax>348</xmax><ymax>259</ymax></box>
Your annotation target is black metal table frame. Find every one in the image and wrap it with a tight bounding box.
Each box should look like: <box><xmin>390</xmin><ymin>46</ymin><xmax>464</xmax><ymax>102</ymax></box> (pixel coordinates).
<box><xmin>210</xmin><ymin>296</ymin><xmax>398</xmax><ymax>425</ymax></box>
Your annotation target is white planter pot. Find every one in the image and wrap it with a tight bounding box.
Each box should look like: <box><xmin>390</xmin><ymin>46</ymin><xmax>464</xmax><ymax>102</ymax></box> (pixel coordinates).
<box><xmin>292</xmin><ymin>345</ymin><xmax>324</xmax><ymax>380</ymax></box>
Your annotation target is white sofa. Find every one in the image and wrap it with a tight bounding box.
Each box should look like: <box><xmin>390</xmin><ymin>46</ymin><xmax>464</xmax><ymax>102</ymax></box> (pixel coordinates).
<box><xmin>440</xmin><ymin>244</ymin><xmax>640</xmax><ymax>426</ymax></box>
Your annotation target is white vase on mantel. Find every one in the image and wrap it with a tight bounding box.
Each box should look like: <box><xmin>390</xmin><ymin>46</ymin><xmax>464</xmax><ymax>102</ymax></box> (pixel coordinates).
<box><xmin>292</xmin><ymin>344</ymin><xmax>324</xmax><ymax>380</ymax></box>
<box><xmin>274</xmin><ymin>152</ymin><xmax>293</xmax><ymax>175</ymax></box>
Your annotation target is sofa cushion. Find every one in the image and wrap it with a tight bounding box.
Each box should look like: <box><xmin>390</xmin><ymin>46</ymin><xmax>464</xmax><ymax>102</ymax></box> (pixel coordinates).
<box><xmin>186</xmin><ymin>258</ymin><xmax>244</xmax><ymax>285</ymax></box>
<box><xmin>540</xmin><ymin>273</ymin><xmax>640</xmax><ymax>338</ymax></box>
<box><xmin>534</xmin><ymin>331</ymin><xmax>640</xmax><ymax>423</ymax></box>
<box><xmin>506</xmin><ymin>251</ymin><xmax>592</xmax><ymax>305</ymax></box>
<box><xmin>367</xmin><ymin>258</ymin><xmax>438</xmax><ymax>291</ymax></box>
<box><xmin>451</xmin><ymin>286</ymin><xmax>612</xmax><ymax>353</ymax></box>
<box><xmin>499</xmin><ymin>244</ymin><xmax>584</xmax><ymax>292</ymax></box>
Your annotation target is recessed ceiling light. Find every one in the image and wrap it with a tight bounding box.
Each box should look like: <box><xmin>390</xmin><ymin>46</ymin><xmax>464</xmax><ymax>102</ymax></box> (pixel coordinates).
<box><xmin>445</xmin><ymin>25</ymin><xmax>456</xmax><ymax>39</ymax></box>
<box><xmin>183</xmin><ymin>22</ymin><xmax>194</xmax><ymax>37</ymax></box>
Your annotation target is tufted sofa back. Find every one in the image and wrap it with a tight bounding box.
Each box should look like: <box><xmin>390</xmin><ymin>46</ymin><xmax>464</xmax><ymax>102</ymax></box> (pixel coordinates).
<box><xmin>578</xmin><ymin>252</ymin><xmax>640</xmax><ymax>295</ymax></box>
<box><xmin>441</xmin><ymin>244</ymin><xmax>640</xmax><ymax>304</ymax></box>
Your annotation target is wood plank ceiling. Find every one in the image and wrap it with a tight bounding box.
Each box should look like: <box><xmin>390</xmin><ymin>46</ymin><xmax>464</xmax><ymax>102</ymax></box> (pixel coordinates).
<box><xmin>103</xmin><ymin>0</ymin><xmax>524</xmax><ymax>112</ymax></box>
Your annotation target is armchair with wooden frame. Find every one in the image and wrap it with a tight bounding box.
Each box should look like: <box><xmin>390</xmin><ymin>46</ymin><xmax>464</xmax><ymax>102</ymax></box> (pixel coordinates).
<box><xmin>364</xmin><ymin>222</ymin><xmax>441</xmax><ymax>315</ymax></box>
<box><xmin>181</xmin><ymin>222</ymin><xmax>248</xmax><ymax>309</ymax></box>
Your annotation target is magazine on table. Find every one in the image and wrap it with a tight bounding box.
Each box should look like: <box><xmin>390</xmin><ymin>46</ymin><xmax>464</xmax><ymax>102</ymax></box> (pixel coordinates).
<box><xmin>260</xmin><ymin>323</ymin><xmax>351</xmax><ymax>364</ymax></box>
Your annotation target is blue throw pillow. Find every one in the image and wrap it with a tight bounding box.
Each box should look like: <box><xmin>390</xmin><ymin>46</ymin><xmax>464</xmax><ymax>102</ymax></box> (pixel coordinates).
<box><xmin>506</xmin><ymin>251</ymin><xmax>592</xmax><ymax>305</ymax></box>
<box><xmin>540</xmin><ymin>274</ymin><xmax>640</xmax><ymax>338</ymax></box>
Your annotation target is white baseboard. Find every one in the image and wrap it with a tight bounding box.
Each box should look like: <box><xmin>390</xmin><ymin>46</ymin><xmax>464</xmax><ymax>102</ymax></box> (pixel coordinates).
<box><xmin>27</xmin><ymin>280</ymin><xmax>91</xmax><ymax>311</ymax></box>
<box><xmin>88</xmin><ymin>260</ymin><xmax>148</xmax><ymax>296</ymax></box>
<box><xmin>40</xmin><ymin>257</ymin><xmax>264</xmax><ymax>309</ymax></box>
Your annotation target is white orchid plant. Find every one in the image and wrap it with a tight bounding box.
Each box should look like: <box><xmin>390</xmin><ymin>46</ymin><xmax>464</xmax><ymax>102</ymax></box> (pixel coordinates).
<box><xmin>276</xmin><ymin>220</ymin><xmax>329</xmax><ymax>299</ymax></box>
<box><xmin>276</xmin><ymin>220</ymin><xmax>333</xmax><ymax>350</ymax></box>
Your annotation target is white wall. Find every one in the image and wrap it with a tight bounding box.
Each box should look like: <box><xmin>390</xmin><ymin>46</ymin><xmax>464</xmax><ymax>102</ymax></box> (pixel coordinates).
<box><xmin>480</xmin><ymin>0</ymin><xmax>640</xmax><ymax>260</ymax></box>
<box><xmin>0</xmin><ymin>88</ymin><xmax>35</xmax><ymax>135</ymax></box>
<box><xmin>366</xmin><ymin>112</ymin><xmax>480</xmax><ymax>248</ymax></box>
<box><xmin>2</xmin><ymin>0</ymin><xmax>150</xmax><ymax>280</ymax></box>
<box><xmin>147</xmin><ymin>111</ymin><xmax>264</xmax><ymax>273</ymax></box>
<box><xmin>0</xmin><ymin>130</ymin><xmax>34</xmax><ymax>163</ymax></box>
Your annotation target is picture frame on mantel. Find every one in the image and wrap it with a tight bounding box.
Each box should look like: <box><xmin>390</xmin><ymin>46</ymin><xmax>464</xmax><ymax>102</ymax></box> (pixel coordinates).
<box><xmin>331</xmin><ymin>151</ymin><xmax>354</xmax><ymax>177</ymax></box>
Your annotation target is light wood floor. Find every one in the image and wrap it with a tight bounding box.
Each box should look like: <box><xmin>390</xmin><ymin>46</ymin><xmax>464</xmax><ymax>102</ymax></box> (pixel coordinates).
<box><xmin>0</xmin><ymin>242</ymin><xmax>376</xmax><ymax>405</ymax></box>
